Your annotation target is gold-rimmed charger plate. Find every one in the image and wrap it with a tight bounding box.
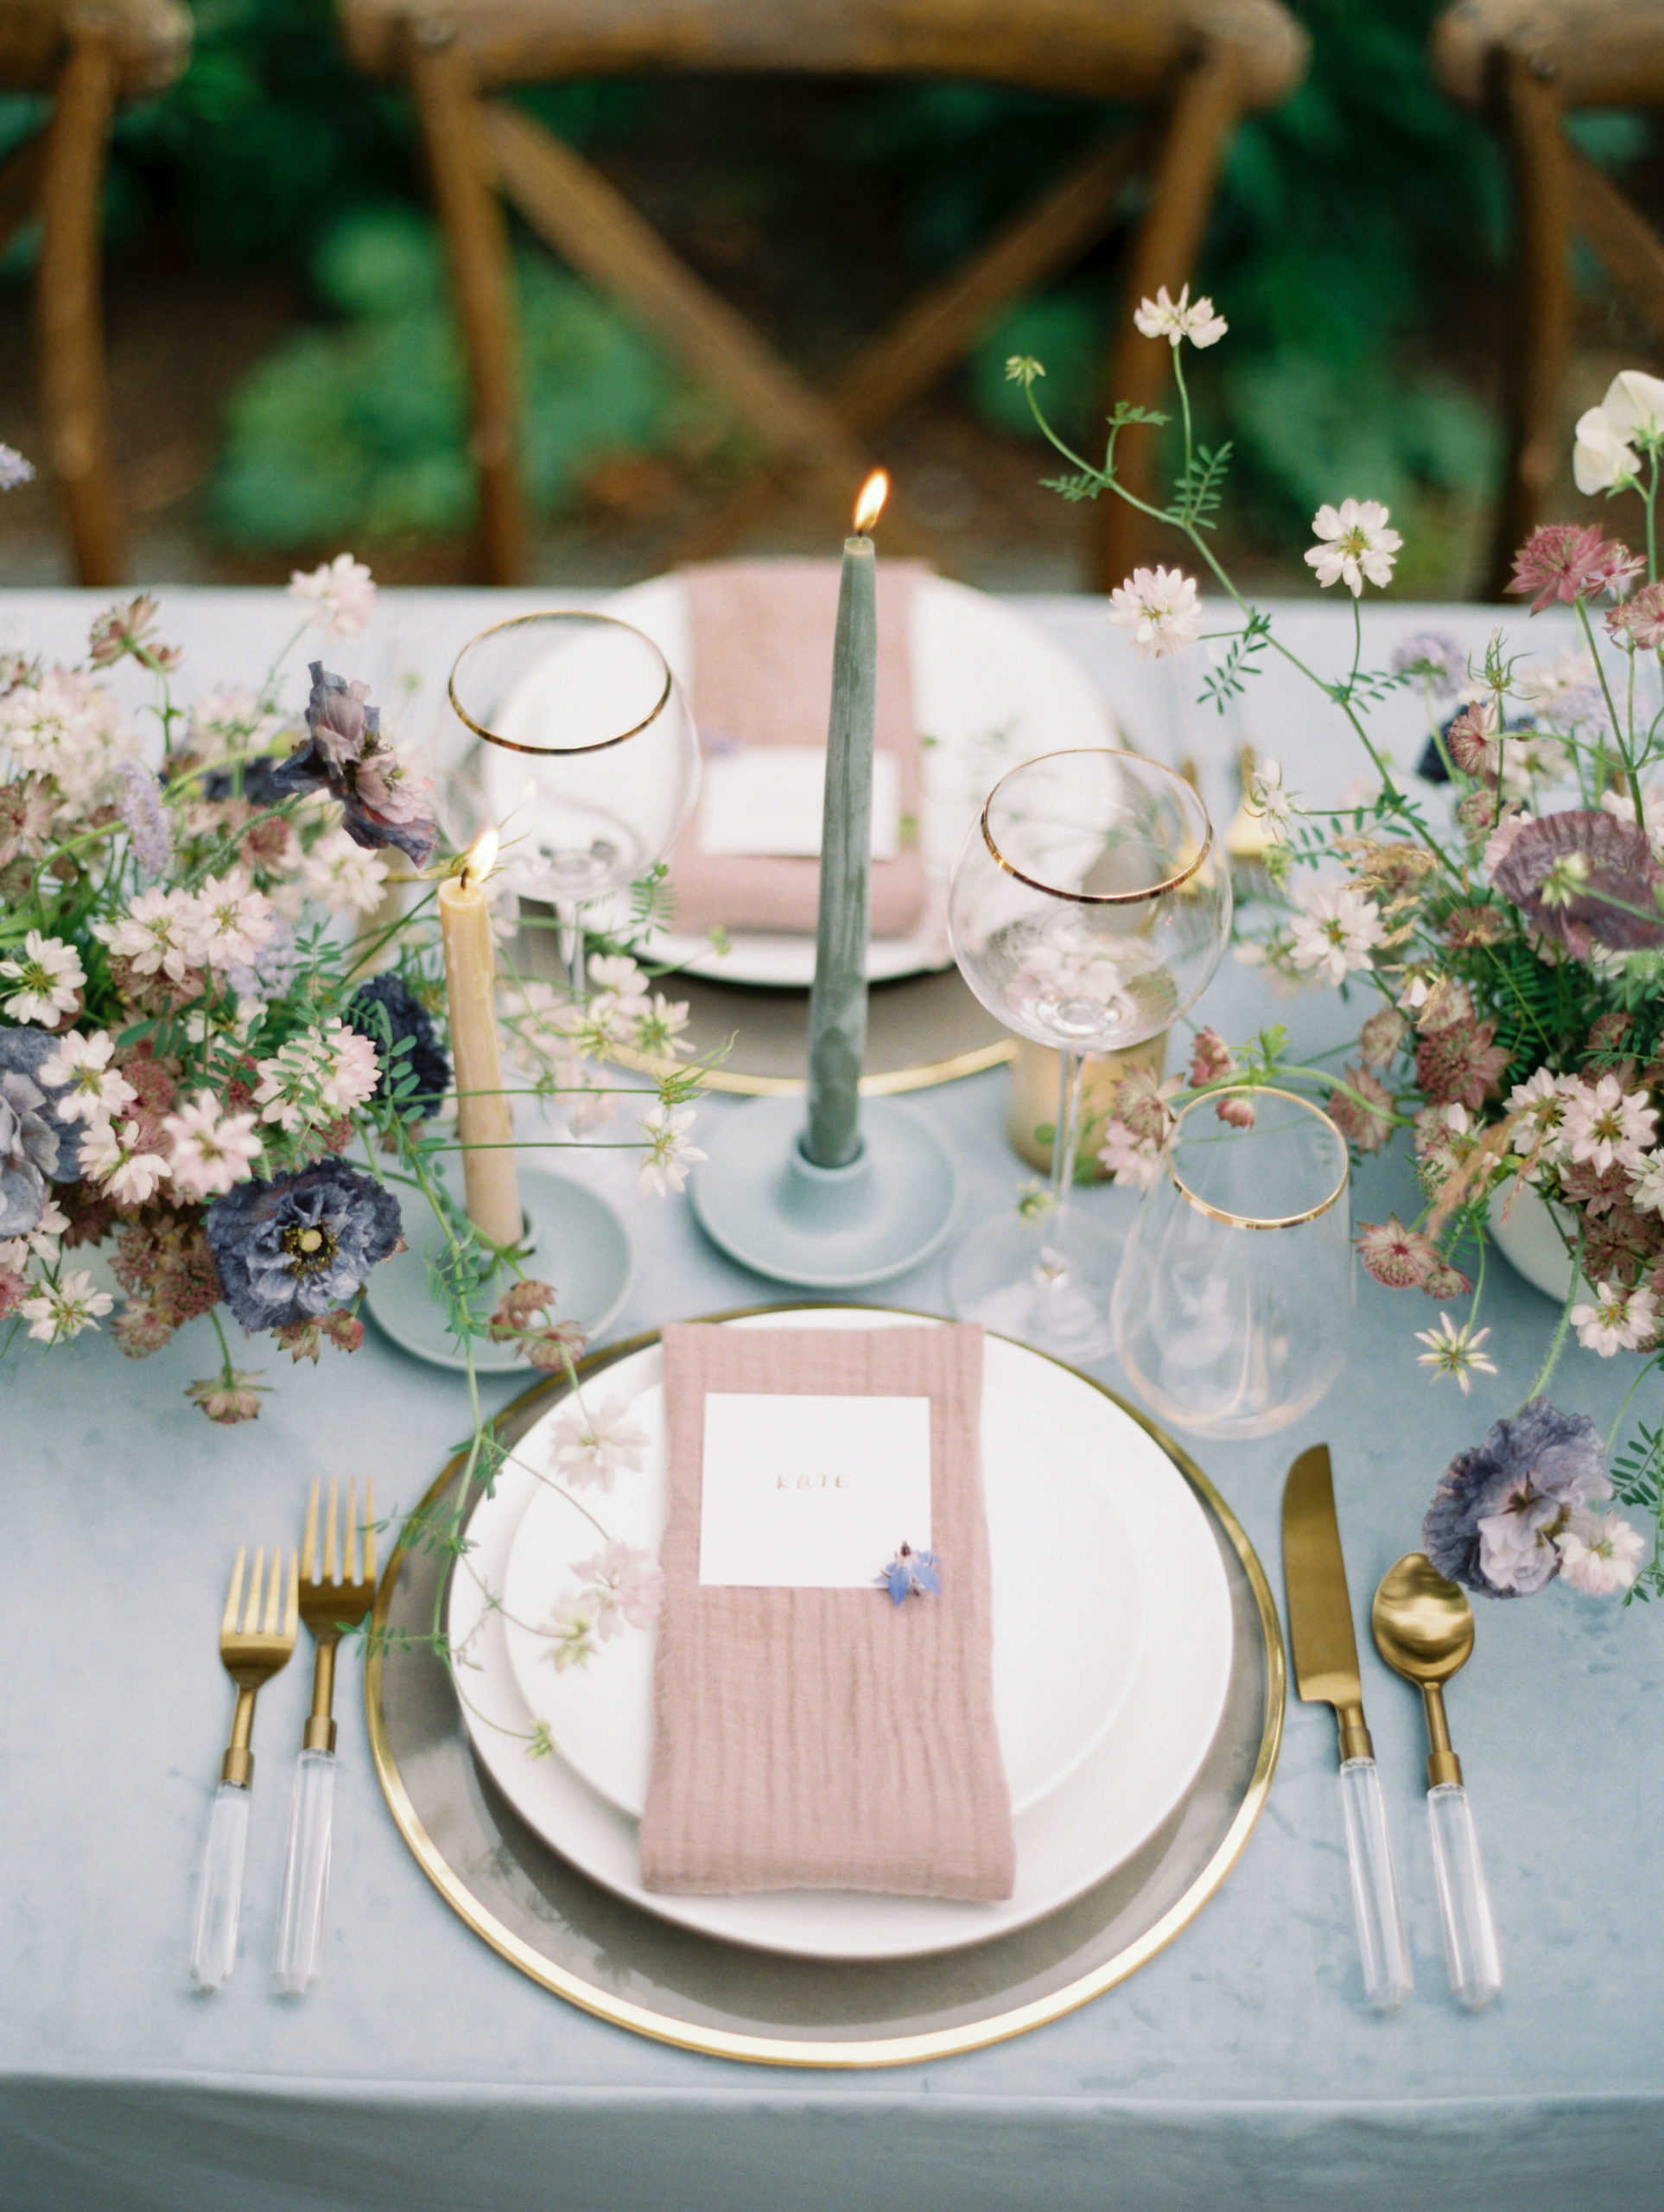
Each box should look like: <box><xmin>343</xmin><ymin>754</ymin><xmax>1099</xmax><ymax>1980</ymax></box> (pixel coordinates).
<box><xmin>365</xmin><ymin>1310</ymin><xmax>1284</xmax><ymax>2068</ymax></box>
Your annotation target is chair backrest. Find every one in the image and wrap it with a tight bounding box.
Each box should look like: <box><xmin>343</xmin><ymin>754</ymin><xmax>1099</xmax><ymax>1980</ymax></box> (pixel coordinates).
<box><xmin>0</xmin><ymin>0</ymin><xmax>192</xmax><ymax>102</ymax></box>
<box><xmin>1435</xmin><ymin>0</ymin><xmax>1664</xmax><ymax>112</ymax></box>
<box><xmin>342</xmin><ymin>0</ymin><xmax>1305</xmax><ymax>112</ymax></box>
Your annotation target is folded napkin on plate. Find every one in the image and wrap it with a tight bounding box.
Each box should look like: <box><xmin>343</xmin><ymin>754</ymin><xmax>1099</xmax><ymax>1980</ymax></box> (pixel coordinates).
<box><xmin>668</xmin><ymin>557</ymin><xmax>930</xmax><ymax>939</ymax></box>
<box><xmin>638</xmin><ymin>1321</ymin><xmax>1014</xmax><ymax>1900</ymax></box>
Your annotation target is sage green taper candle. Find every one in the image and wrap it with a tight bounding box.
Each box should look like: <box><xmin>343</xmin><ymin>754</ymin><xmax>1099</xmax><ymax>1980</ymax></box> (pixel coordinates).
<box><xmin>803</xmin><ymin>472</ymin><xmax>887</xmax><ymax>1167</ymax></box>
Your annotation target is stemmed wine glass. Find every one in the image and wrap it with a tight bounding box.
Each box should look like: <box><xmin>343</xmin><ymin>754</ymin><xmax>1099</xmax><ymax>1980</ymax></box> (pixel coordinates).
<box><xmin>440</xmin><ymin>612</ymin><xmax>702</xmax><ymax>995</ymax></box>
<box><xmin>947</xmin><ymin>748</ymin><xmax>1232</xmax><ymax>1360</ymax></box>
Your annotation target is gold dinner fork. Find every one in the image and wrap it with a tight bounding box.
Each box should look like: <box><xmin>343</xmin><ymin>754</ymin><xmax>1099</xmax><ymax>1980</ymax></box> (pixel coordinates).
<box><xmin>274</xmin><ymin>1477</ymin><xmax>378</xmax><ymax>1995</ymax></box>
<box><xmin>191</xmin><ymin>1544</ymin><xmax>298</xmax><ymax>1991</ymax></box>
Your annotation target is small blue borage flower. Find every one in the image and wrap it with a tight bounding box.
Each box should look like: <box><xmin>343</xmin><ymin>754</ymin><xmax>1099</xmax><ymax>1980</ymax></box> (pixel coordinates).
<box><xmin>879</xmin><ymin>1542</ymin><xmax>942</xmax><ymax>1606</ymax></box>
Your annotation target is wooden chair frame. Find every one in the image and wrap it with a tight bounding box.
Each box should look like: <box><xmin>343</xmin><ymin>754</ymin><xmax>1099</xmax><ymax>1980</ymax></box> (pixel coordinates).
<box><xmin>398</xmin><ymin>20</ymin><xmax>1264</xmax><ymax>587</ymax></box>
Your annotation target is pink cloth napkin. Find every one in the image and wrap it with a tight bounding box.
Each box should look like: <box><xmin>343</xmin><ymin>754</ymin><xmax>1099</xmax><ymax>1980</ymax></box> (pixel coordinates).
<box><xmin>668</xmin><ymin>557</ymin><xmax>930</xmax><ymax>938</ymax></box>
<box><xmin>638</xmin><ymin>1322</ymin><xmax>1015</xmax><ymax>1900</ymax></box>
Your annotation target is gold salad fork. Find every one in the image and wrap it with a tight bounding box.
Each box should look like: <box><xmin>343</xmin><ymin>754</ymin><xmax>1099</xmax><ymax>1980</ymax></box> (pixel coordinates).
<box><xmin>274</xmin><ymin>1477</ymin><xmax>378</xmax><ymax>1995</ymax></box>
<box><xmin>191</xmin><ymin>1545</ymin><xmax>298</xmax><ymax>1991</ymax></box>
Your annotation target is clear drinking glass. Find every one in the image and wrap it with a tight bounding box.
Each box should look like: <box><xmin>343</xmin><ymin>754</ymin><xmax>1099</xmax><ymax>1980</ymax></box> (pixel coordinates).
<box><xmin>947</xmin><ymin>748</ymin><xmax>1231</xmax><ymax>1359</ymax></box>
<box><xmin>1110</xmin><ymin>1085</ymin><xmax>1354</xmax><ymax>1438</ymax></box>
<box><xmin>440</xmin><ymin>613</ymin><xmax>702</xmax><ymax>995</ymax></box>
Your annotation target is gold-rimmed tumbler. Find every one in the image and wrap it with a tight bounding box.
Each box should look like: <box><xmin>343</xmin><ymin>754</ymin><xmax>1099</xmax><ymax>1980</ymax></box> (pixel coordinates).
<box><xmin>1110</xmin><ymin>1086</ymin><xmax>1353</xmax><ymax>1439</ymax></box>
<box><xmin>440</xmin><ymin>612</ymin><xmax>702</xmax><ymax>995</ymax></box>
<box><xmin>947</xmin><ymin>748</ymin><xmax>1231</xmax><ymax>1359</ymax></box>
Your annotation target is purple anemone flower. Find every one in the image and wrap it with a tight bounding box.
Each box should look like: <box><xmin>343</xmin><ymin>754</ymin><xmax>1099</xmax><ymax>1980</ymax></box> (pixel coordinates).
<box><xmin>205</xmin><ymin>1157</ymin><xmax>402</xmax><ymax>1332</ymax></box>
<box><xmin>1423</xmin><ymin>1398</ymin><xmax>1610</xmax><ymax>1598</ymax></box>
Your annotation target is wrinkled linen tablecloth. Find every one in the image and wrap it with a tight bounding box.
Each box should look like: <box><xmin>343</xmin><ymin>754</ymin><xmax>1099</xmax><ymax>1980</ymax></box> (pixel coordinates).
<box><xmin>3</xmin><ymin>589</ymin><xmax>1661</xmax><ymax>2212</ymax></box>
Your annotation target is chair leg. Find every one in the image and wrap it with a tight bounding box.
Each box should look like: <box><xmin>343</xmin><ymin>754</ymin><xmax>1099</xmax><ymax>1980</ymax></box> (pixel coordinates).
<box><xmin>1096</xmin><ymin>47</ymin><xmax>1242</xmax><ymax>593</ymax></box>
<box><xmin>36</xmin><ymin>28</ymin><xmax>124</xmax><ymax>587</ymax></box>
<box><xmin>409</xmin><ymin>21</ymin><xmax>525</xmax><ymax>586</ymax></box>
<box><xmin>1487</xmin><ymin>50</ymin><xmax>1570</xmax><ymax>601</ymax></box>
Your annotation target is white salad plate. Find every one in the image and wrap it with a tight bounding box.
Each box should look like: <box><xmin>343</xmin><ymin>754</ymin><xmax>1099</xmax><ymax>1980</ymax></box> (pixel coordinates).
<box><xmin>446</xmin><ymin>1308</ymin><xmax>1234</xmax><ymax>1962</ymax></box>
<box><xmin>480</xmin><ymin>572</ymin><xmax>1116</xmax><ymax>988</ymax></box>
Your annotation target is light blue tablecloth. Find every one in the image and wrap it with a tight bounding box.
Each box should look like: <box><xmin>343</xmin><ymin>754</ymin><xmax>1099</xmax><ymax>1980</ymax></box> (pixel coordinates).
<box><xmin>3</xmin><ymin>591</ymin><xmax>1661</xmax><ymax>2212</ymax></box>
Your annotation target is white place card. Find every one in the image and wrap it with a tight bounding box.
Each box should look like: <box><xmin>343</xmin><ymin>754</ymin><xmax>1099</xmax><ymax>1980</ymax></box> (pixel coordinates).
<box><xmin>696</xmin><ymin>747</ymin><xmax>901</xmax><ymax>861</ymax></box>
<box><xmin>697</xmin><ymin>1391</ymin><xmax>932</xmax><ymax>1588</ymax></box>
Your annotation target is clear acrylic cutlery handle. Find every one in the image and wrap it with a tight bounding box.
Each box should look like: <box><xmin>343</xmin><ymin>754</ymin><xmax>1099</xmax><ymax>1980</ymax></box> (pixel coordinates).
<box><xmin>1339</xmin><ymin>1757</ymin><xmax>1413</xmax><ymax>2011</ymax></box>
<box><xmin>1427</xmin><ymin>1782</ymin><xmax>1502</xmax><ymax>2010</ymax></box>
<box><xmin>274</xmin><ymin>1746</ymin><xmax>336</xmax><ymax>1995</ymax></box>
<box><xmin>190</xmin><ymin>1781</ymin><xmax>250</xmax><ymax>1991</ymax></box>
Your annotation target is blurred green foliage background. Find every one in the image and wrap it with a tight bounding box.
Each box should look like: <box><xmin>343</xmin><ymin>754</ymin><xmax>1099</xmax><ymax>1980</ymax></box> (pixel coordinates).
<box><xmin>0</xmin><ymin>0</ymin><xmax>1649</xmax><ymax>572</ymax></box>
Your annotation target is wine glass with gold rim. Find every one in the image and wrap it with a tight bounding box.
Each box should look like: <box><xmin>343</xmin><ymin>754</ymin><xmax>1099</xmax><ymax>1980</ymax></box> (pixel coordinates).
<box><xmin>947</xmin><ymin>747</ymin><xmax>1231</xmax><ymax>1360</ymax></box>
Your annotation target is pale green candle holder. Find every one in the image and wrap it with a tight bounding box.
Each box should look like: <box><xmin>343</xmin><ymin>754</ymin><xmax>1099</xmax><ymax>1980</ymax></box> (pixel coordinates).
<box><xmin>689</xmin><ymin>1091</ymin><xmax>958</xmax><ymax>1290</ymax></box>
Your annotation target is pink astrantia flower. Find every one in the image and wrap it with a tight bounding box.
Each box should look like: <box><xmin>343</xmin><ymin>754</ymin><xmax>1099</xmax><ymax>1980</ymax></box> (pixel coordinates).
<box><xmin>1606</xmin><ymin>582</ymin><xmax>1664</xmax><ymax>652</ymax></box>
<box><xmin>1415</xmin><ymin>1018</ymin><xmax>1512</xmax><ymax>1114</ymax></box>
<box><xmin>1506</xmin><ymin>524</ymin><xmax>1642</xmax><ymax>614</ymax></box>
<box><xmin>1304</xmin><ymin>499</ymin><xmax>1402</xmax><ymax>596</ymax></box>
<box><xmin>1107</xmin><ymin>565</ymin><xmax>1203</xmax><ymax>659</ymax></box>
<box><xmin>1423</xmin><ymin>1260</ymin><xmax>1475</xmax><ymax>1301</ymax></box>
<box><xmin>1570</xmin><ymin>1278</ymin><xmax>1659</xmax><ymax>1357</ymax></box>
<box><xmin>1445</xmin><ymin>698</ymin><xmax>1500</xmax><ymax>779</ymax></box>
<box><xmin>1356</xmin><ymin>1215</ymin><xmax>1440</xmax><ymax>1288</ymax></box>
<box><xmin>1097</xmin><ymin>1120</ymin><xmax>1163</xmax><ymax>1190</ymax></box>
<box><xmin>1560</xmin><ymin>1073</ymin><xmax>1658</xmax><ymax>1176</ymax></box>
<box><xmin>1328</xmin><ymin>1065</ymin><xmax>1395</xmax><ymax>1153</ymax></box>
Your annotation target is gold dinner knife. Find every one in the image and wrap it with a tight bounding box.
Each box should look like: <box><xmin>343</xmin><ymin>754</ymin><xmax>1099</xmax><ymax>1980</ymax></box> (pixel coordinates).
<box><xmin>1282</xmin><ymin>1443</ymin><xmax>1413</xmax><ymax>2012</ymax></box>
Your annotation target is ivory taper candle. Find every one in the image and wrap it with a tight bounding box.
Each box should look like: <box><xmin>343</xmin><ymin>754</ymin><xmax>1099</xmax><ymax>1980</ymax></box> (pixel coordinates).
<box><xmin>439</xmin><ymin>829</ymin><xmax>522</xmax><ymax>1247</ymax></box>
<box><xmin>803</xmin><ymin>468</ymin><xmax>888</xmax><ymax>1168</ymax></box>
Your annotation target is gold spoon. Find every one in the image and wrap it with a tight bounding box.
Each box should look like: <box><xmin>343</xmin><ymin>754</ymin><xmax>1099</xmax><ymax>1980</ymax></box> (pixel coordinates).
<box><xmin>1371</xmin><ymin>1554</ymin><xmax>1502</xmax><ymax>2010</ymax></box>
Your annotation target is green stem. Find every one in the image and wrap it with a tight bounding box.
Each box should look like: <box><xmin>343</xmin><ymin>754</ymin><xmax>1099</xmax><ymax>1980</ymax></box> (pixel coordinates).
<box><xmin>1515</xmin><ymin>1222</ymin><xmax>1585</xmax><ymax>1412</ymax></box>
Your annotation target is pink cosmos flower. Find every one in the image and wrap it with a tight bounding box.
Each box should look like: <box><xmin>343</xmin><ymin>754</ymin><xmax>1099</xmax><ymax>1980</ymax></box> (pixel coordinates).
<box><xmin>1506</xmin><ymin>524</ymin><xmax>1642</xmax><ymax>614</ymax></box>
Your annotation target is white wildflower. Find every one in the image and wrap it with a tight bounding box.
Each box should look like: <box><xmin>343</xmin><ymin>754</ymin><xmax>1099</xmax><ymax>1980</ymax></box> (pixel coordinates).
<box><xmin>544</xmin><ymin>1595</ymin><xmax>600</xmax><ymax>1673</ymax></box>
<box><xmin>300</xmin><ymin>825</ymin><xmax>389</xmax><ymax>915</ymax></box>
<box><xmin>549</xmin><ymin>1391</ymin><xmax>651</xmax><ymax>1492</ymax></box>
<box><xmin>637</xmin><ymin>1103</ymin><xmax>706</xmax><ymax>1196</ymax></box>
<box><xmin>1556</xmin><ymin>1509</ymin><xmax>1647</xmax><ymax>1595</ymax></box>
<box><xmin>82</xmin><ymin>1117</ymin><xmax>169</xmax><ymax>1206</ymax></box>
<box><xmin>1247</xmin><ymin>757</ymin><xmax>1294</xmax><ymax>843</ymax></box>
<box><xmin>0</xmin><ymin>931</ymin><xmax>84</xmax><ymax>1025</ymax></box>
<box><xmin>184</xmin><ymin>870</ymin><xmax>275</xmax><ymax>970</ymax></box>
<box><xmin>1570</xmin><ymin>1279</ymin><xmax>1659</xmax><ymax>1358</ymax></box>
<box><xmin>287</xmin><ymin>552</ymin><xmax>377</xmax><ymax>639</ymax></box>
<box><xmin>1304</xmin><ymin>498</ymin><xmax>1402</xmax><ymax>596</ymax></box>
<box><xmin>1560</xmin><ymin>1073</ymin><xmax>1658</xmax><ymax>1176</ymax></box>
<box><xmin>1506</xmin><ymin>1067</ymin><xmax>1573</xmax><ymax>1167</ymax></box>
<box><xmin>162</xmin><ymin>1092</ymin><xmax>262</xmax><ymax>1199</ymax></box>
<box><xmin>1288</xmin><ymin>880</ymin><xmax>1387</xmax><ymax>986</ymax></box>
<box><xmin>0</xmin><ymin>667</ymin><xmax>135</xmax><ymax>806</ymax></box>
<box><xmin>1413</xmin><ymin>1313</ymin><xmax>1498</xmax><ymax>1395</ymax></box>
<box><xmin>36</xmin><ymin>1028</ymin><xmax>135</xmax><ymax>1123</ymax></box>
<box><xmin>1132</xmin><ymin>283</ymin><xmax>1228</xmax><ymax>349</ymax></box>
<box><xmin>92</xmin><ymin>886</ymin><xmax>199</xmax><ymax>982</ymax></box>
<box><xmin>1107</xmin><ymin>565</ymin><xmax>1203</xmax><ymax>659</ymax></box>
<box><xmin>17</xmin><ymin>1267</ymin><xmax>112</xmax><ymax>1344</ymax></box>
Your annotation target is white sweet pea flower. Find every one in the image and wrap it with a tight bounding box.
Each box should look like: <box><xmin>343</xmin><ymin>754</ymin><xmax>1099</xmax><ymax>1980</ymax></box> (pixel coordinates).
<box><xmin>1132</xmin><ymin>284</ymin><xmax>1228</xmax><ymax>349</ymax></box>
<box><xmin>1304</xmin><ymin>499</ymin><xmax>1402</xmax><ymax>596</ymax></box>
<box><xmin>1107</xmin><ymin>565</ymin><xmax>1202</xmax><ymax>659</ymax></box>
<box><xmin>1572</xmin><ymin>406</ymin><xmax>1640</xmax><ymax>495</ymax></box>
<box><xmin>1598</xmin><ymin>369</ymin><xmax>1664</xmax><ymax>448</ymax></box>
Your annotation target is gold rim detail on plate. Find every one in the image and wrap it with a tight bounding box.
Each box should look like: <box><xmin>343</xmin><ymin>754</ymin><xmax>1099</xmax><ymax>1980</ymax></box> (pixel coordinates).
<box><xmin>365</xmin><ymin>1305</ymin><xmax>1285</xmax><ymax>2068</ymax></box>
<box><xmin>1166</xmin><ymin>1085</ymin><xmax>1350</xmax><ymax>1230</ymax></box>
<box><xmin>607</xmin><ymin>1035</ymin><xmax>1014</xmax><ymax>1096</ymax></box>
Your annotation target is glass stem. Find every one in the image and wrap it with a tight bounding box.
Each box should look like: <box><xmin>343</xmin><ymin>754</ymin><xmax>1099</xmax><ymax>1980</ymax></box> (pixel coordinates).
<box><xmin>557</xmin><ymin>900</ymin><xmax>586</xmax><ymax>1000</ymax></box>
<box><xmin>1040</xmin><ymin>1049</ymin><xmax>1087</xmax><ymax>1280</ymax></box>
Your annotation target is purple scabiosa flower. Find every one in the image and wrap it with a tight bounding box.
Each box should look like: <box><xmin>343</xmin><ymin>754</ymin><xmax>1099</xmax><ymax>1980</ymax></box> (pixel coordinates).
<box><xmin>205</xmin><ymin>1157</ymin><xmax>402</xmax><ymax>1332</ymax></box>
<box><xmin>878</xmin><ymin>1542</ymin><xmax>943</xmax><ymax>1605</ymax></box>
<box><xmin>1423</xmin><ymin>1398</ymin><xmax>1609</xmax><ymax>1598</ymax></box>
<box><xmin>271</xmin><ymin>664</ymin><xmax>438</xmax><ymax>867</ymax></box>
<box><xmin>346</xmin><ymin>971</ymin><xmax>449</xmax><ymax>1118</ymax></box>
<box><xmin>1392</xmin><ymin>631</ymin><xmax>1465</xmax><ymax>696</ymax></box>
<box><xmin>0</xmin><ymin>1024</ymin><xmax>86</xmax><ymax>1183</ymax></box>
<box><xmin>115</xmin><ymin>759</ymin><xmax>173</xmax><ymax>883</ymax></box>
<box><xmin>1491</xmin><ymin>808</ymin><xmax>1664</xmax><ymax>957</ymax></box>
<box><xmin>0</xmin><ymin>1069</ymin><xmax>56</xmax><ymax>1233</ymax></box>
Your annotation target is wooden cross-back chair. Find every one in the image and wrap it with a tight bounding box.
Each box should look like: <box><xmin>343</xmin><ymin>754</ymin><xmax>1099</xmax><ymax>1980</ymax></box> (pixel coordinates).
<box><xmin>340</xmin><ymin>0</ymin><xmax>1309</xmax><ymax>588</ymax></box>
<box><xmin>0</xmin><ymin>0</ymin><xmax>192</xmax><ymax>584</ymax></box>
<box><xmin>1435</xmin><ymin>0</ymin><xmax>1664</xmax><ymax>597</ymax></box>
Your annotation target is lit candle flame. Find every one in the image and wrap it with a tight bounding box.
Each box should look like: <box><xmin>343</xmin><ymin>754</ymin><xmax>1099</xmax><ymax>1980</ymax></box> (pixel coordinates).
<box><xmin>853</xmin><ymin>469</ymin><xmax>889</xmax><ymax>535</ymax></box>
<box><xmin>460</xmin><ymin>826</ymin><xmax>499</xmax><ymax>890</ymax></box>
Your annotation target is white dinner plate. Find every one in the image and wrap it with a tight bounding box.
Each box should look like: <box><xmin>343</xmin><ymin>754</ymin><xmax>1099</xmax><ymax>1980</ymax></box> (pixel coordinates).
<box><xmin>446</xmin><ymin>1310</ymin><xmax>1234</xmax><ymax>1961</ymax></box>
<box><xmin>480</xmin><ymin>573</ymin><xmax>1118</xmax><ymax>987</ymax></box>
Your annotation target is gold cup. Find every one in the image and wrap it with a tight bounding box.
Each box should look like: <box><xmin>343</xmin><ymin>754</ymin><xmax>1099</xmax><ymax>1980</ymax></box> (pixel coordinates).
<box><xmin>1004</xmin><ymin>1033</ymin><xmax>1169</xmax><ymax>1179</ymax></box>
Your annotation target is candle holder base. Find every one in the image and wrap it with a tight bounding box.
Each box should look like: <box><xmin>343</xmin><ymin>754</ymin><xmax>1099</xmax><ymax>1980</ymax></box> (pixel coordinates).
<box><xmin>364</xmin><ymin>1164</ymin><xmax>633</xmax><ymax>1372</ymax></box>
<box><xmin>689</xmin><ymin>1093</ymin><xmax>958</xmax><ymax>1288</ymax></box>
